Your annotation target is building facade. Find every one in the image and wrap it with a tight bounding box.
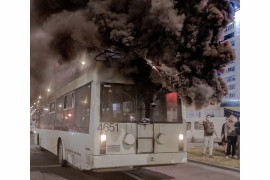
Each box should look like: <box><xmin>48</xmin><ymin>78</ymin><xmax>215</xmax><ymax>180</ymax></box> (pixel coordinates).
<box><xmin>220</xmin><ymin>4</ymin><xmax>240</xmax><ymax>105</ymax></box>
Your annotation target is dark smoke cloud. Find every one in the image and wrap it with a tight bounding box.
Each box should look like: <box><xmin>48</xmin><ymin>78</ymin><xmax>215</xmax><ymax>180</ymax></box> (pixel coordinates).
<box><xmin>31</xmin><ymin>0</ymin><xmax>235</xmax><ymax>110</ymax></box>
<box><xmin>43</xmin><ymin>10</ymin><xmax>101</xmax><ymax>63</ymax></box>
<box><xmin>31</xmin><ymin>0</ymin><xmax>89</xmax><ymax>27</ymax></box>
<box><xmin>30</xmin><ymin>3</ymin><xmax>100</xmax><ymax>103</ymax></box>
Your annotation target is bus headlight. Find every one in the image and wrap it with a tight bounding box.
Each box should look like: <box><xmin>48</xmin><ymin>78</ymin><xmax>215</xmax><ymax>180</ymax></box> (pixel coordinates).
<box><xmin>101</xmin><ymin>134</ymin><xmax>106</xmax><ymax>142</ymax></box>
<box><xmin>179</xmin><ymin>134</ymin><xmax>184</xmax><ymax>141</ymax></box>
<box><xmin>100</xmin><ymin>134</ymin><xmax>106</xmax><ymax>154</ymax></box>
<box><xmin>179</xmin><ymin>133</ymin><xmax>184</xmax><ymax>151</ymax></box>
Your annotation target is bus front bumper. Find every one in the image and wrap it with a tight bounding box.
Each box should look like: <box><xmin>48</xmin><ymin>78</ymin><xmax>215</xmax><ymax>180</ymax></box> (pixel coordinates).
<box><xmin>90</xmin><ymin>152</ymin><xmax>187</xmax><ymax>169</ymax></box>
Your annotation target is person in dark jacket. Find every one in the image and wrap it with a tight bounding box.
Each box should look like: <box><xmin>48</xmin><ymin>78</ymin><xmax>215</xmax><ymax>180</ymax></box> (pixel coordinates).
<box><xmin>225</xmin><ymin>115</ymin><xmax>237</xmax><ymax>159</ymax></box>
<box><xmin>234</xmin><ymin>117</ymin><xmax>240</xmax><ymax>159</ymax></box>
<box><xmin>220</xmin><ymin>117</ymin><xmax>229</xmax><ymax>152</ymax></box>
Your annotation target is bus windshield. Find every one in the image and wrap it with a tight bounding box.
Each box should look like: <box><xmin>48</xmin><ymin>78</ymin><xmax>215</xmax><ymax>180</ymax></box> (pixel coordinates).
<box><xmin>101</xmin><ymin>83</ymin><xmax>136</xmax><ymax>122</ymax></box>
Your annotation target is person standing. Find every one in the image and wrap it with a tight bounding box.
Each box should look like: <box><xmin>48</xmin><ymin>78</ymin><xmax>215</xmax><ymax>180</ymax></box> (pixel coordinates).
<box><xmin>220</xmin><ymin>117</ymin><xmax>229</xmax><ymax>153</ymax></box>
<box><xmin>201</xmin><ymin>115</ymin><xmax>218</xmax><ymax>158</ymax></box>
<box><xmin>234</xmin><ymin>117</ymin><xmax>240</xmax><ymax>159</ymax></box>
<box><xmin>225</xmin><ymin>115</ymin><xmax>237</xmax><ymax>158</ymax></box>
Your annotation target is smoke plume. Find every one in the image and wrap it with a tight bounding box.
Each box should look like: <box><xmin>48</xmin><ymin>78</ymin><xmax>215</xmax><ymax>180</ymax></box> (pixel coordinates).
<box><xmin>31</xmin><ymin>0</ymin><xmax>235</xmax><ymax>110</ymax></box>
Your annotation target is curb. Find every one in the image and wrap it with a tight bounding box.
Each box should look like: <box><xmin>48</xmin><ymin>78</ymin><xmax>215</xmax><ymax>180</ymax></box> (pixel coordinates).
<box><xmin>187</xmin><ymin>159</ymin><xmax>240</xmax><ymax>173</ymax></box>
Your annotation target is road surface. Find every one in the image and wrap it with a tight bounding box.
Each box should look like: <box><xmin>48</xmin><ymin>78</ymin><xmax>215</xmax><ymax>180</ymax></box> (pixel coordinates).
<box><xmin>30</xmin><ymin>135</ymin><xmax>239</xmax><ymax>180</ymax></box>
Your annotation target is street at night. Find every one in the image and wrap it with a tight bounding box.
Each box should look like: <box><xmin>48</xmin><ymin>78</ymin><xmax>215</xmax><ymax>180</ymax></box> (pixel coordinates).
<box><xmin>6</xmin><ymin>0</ymin><xmax>270</xmax><ymax>179</ymax></box>
<box><xmin>28</xmin><ymin>0</ymin><xmax>242</xmax><ymax>179</ymax></box>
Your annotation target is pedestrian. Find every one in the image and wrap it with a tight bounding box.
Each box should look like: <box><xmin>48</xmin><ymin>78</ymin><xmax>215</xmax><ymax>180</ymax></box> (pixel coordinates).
<box><xmin>234</xmin><ymin>116</ymin><xmax>240</xmax><ymax>159</ymax></box>
<box><xmin>225</xmin><ymin>115</ymin><xmax>237</xmax><ymax>159</ymax></box>
<box><xmin>201</xmin><ymin>114</ymin><xmax>218</xmax><ymax>158</ymax></box>
<box><xmin>220</xmin><ymin>117</ymin><xmax>229</xmax><ymax>153</ymax></box>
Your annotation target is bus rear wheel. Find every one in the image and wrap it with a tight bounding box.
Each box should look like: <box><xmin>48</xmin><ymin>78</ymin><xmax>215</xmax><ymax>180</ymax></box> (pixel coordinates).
<box><xmin>58</xmin><ymin>140</ymin><xmax>67</xmax><ymax>167</ymax></box>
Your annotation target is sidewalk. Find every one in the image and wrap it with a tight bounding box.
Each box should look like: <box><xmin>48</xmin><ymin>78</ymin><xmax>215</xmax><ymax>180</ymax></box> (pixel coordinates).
<box><xmin>187</xmin><ymin>144</ymin><xmax>240</xmax><ymax>172</ymax></box>
<box><xmin>188</xmin><ymin>159</ymin><xmax>240</xmax><ymax>173</ymax></box>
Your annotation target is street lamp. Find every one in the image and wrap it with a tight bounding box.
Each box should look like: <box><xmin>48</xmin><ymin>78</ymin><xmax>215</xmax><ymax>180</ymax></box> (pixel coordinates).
<box><xmin>81</xmin><ymin>61</ymin><xmax>85</xmax><ymax>65</ymax></box>
<box><xmin>48</xmin><ymin>89</ymin><xmax>50</xmax><ymax>92</ymax></box>
<box><xmin>39</xmin><ymin>96</ymin><xmax>42</xmax><ymax>99</ymax></box>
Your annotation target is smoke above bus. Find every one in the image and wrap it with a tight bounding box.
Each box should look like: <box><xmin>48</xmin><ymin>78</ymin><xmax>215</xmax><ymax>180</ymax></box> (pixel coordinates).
<box><xmin>30</xmin><ymin>0</ymin><xmax>235</xmax><ymax>110</ymax></box>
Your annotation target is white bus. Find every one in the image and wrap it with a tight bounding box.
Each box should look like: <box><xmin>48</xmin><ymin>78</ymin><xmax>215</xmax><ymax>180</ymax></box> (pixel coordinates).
<box><xmin>186</xmin><ymin>117</ymin><xmax>226</xmax><ymax>143</ymax></box>
<box><xmin>34</xmin><ymin>61</ymin><xmax>187</xmax><ymax>170</ymax></box>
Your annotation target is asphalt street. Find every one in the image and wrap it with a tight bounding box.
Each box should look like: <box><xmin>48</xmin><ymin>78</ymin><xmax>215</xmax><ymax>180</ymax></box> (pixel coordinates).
<box><xmin>30</xmin><ymin>135</ymin><xmax>239</xmax><ymax>180</ymax></box>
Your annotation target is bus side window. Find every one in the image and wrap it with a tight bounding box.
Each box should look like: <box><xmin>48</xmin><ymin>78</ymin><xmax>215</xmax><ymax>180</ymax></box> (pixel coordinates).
<box><xmin>49</xmin><ymin>101</ymin><xmax>56</xmax><ymax>113</ymax></box>
<box><xmin>74</xmin><ymin>83</ymin><xmax>91</xmax><ymax>134</ymax></box>
<box><xmin>55</xmin><ymin>96</ymin><xmax>64</xmax><ymax>130</ymax></box>
<box><xmin>63</xmin><ymin>92</ymin><xmax>75</xmax><ymax>131</ymax></box>
<box><xmin>64</xmin><ymin>93</ymin><xmax>74</xmax><ymax>109</ymax></box>
<box><xmin>40</xmin><ymin>106</ymin><xmax>45</xmax><ymax>116</ymax></box>
<box><xmin>43</xmin><ymin>104</ymin><xmax>49</xmax><ymax>129</ymax></box>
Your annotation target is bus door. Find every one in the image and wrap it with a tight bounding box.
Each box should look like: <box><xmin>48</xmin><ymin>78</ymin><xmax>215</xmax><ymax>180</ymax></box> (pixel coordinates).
<box><xmin>136</xmin><ymin>101</ymin><xmax>155</xmax><ymax>154</ymax></box>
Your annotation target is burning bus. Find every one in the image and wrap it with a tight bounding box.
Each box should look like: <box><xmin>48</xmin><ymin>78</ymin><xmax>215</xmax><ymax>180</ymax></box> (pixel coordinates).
<box><xmin>31</xmin><ymin>0</ymin><xmax>236</xmax><ymax>171</ymax></box>
<box><xmin>34</xmin><ymin>56</ymin><xmax>187</xmax><ymax>170</ymax></box>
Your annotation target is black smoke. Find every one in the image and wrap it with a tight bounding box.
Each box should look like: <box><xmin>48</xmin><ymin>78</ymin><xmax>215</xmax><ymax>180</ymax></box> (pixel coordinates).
<box><xmin>31</xmin><ymin>0</ymin><xmax>236</xmax><ymax>110</ymax></box>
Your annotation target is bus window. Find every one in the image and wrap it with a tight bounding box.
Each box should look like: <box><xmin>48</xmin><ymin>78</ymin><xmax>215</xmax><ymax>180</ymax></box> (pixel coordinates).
<box><xmin>74</xmin><ymin>83</ymin><xmax>91</xmax><ymax>133</ymax></box>
<box><xmin>40</xmin><ymin>106</ymin><xmax>45</xmax><ymax>116</ymax></box>
<box><xmin>40</xmin><ymin>104</ymin><xmax>49</xmax><ymax>129</ymax></box>
<box><xmin>43</xmin><ymin>104</ymin><xmax>49</xmax><ymax>116</ymax></box>
<box><xmin>64</xmin><ymin>93</ymin><xmax>74</xmax><ymax>109</ymax></box>
<box><xmin>152</xmin><ymin>92</ymin><xmax>183</xmax><ymax>123</ymax></box>
<box><xmin>166</xmin><ymin>93</ymin><xmax>178</xmax><ymax>122</ymax></box>
<box><xmin>194</xmin><ymin>121</ymin><xmax>204</xmax><ymax>130</ymax></box>
<box><xmin>49</xmin><ymin>101</ymin><xmax>56</xmax><ymax>113</ymax></box>
<box><xmin>55</xmin><ymin>96</ymin><xmax>64</xmax><ymax>130</ymax></box>
<box><xmin>101</xmin><ymin>83</ymin><xmax>136</xmax><ymax>122</ymax></box>
<box><xmin>63</xmin><ymin>93</ymin><xmax>74</xmax><ymax>131</ymax></box>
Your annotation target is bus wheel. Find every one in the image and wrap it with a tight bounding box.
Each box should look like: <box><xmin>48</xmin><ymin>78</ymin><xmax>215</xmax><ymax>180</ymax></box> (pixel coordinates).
<box><xmin>58</xmin><ymin>140</ymin><xmax>67</xmax><ymax>167</ymax></box>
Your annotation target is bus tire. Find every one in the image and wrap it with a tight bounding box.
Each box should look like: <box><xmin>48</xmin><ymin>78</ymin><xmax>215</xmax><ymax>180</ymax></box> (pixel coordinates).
<box><xmin>58</xmin><ymin>139</ymin><xmax>67</xmax><ymax>167</ymax></box>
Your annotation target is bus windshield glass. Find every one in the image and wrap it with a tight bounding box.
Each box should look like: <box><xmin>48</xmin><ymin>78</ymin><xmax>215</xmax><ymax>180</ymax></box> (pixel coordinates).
<box><xmin>101</xmin><ymin>83</ymin><xmax>136</xmax><ymax>122</ymax></box>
